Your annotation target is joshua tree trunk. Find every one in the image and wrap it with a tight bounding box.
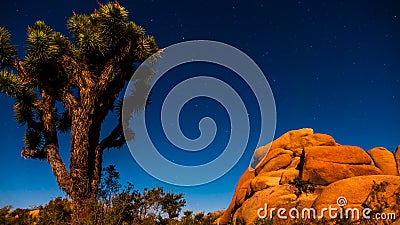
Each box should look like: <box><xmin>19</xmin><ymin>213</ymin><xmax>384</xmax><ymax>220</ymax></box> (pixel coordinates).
<box><xmin>70</xmin><ymin>106</ymin><xmax>95</xmax><ymax>222</ymax></box>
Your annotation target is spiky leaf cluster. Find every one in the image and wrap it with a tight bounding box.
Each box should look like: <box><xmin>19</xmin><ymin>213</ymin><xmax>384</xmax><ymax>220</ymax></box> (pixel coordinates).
<box><xmin>67</xmin><ymin>3</ymin><xmax>156</xmax><ymax>74</ymax></box>
<box><xmin>0</xmin><ymin>1</ymin><xmax>159</xmax><ymax>157</ymax></box>
<box><xmin>0</xmin><ymin>70</ymin><xmax>24</xmax><ymax>96</ymax></box>
<box><xmin>24</xmin><ymin>21</ymin><xmax>72</xmax><ymax>89</ymax></box>
<box><xmin>0</xmin><ymin>69</ymin><xmax>41</xmax><ymax>152</ymax></box>
<box><xmin>55</xmin><ymin>111</ymin><xmax>72</xmax><ymax>132</ymax></box>
<box><xmin>23</xmin><ymin>128</ymin><xmax>44</xmax><ymax>150</ymax></box>
<box><xmin>0</xmin><ymin>27</ymin><xmax>16</xmax><ymax>68</ymax></box>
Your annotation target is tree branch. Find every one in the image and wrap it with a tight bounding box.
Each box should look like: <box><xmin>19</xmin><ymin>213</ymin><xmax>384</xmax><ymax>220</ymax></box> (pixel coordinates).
<box><xmin>32</xmin><ymin>91</ymin><xmax>73</xmax><ymax>195</ymax></box>
<box><xmin>21</xmin><ymin>144</ymin><xmax>72</xmax><ymax>195</ymax></box>
<box><xmin>12</xmin><ymin>59</ymin><xmax>29</xmax><ymax>83</ymax></box>
<box><xmin>45</xmin><ymin>144</ymin><xmax>72</xmax><ymax>195</ymax></box>
<box><xmin>93</xmin><ymin>63</ymin><xmax>114</xmax><ymax>96</ymax></box>
<box><xmin>99</xmin><ymin>121</ymin><xmax>125</xmax><ymax>150</ymax></box>
<box><xmin>59</xmin><ymin>55</ymin><xmax>94</xmax><ymax>88</ymax></box>
<box><xmin>21</xmin><ymin>147</ymin><xmax>46</xmax><ymax>159</ymax></box>
<box><xmin>59</xmin><ymin>86</ymin><xmax>77</xmax><ymax>114</ymax></box>
<box><xmin>93</xmin><ymin>41</ymin><xmax>132</xmax><ymax>97</ymax></box>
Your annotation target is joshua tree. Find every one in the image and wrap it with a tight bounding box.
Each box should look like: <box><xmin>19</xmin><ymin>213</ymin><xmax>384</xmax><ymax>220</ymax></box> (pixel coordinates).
<box><xmin>0</xmin><ymin>2</ymin><xmax>158</xmax><ymax>223</ymax></box>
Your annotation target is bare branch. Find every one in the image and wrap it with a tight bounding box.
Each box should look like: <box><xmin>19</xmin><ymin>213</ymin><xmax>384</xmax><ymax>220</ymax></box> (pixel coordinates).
<box><xmin>59</xmin><ymin>55</ymin><xmax>95</xmax><ymax>88</ymax></box>
<box><xmin>93</xmin><ymin>63</ymin><xmax>114</xmax><ymax>96</ymax></box>
<box><xmin>12</xmin><ymin>59</ymin><xmax>29</xmax><ymax>83</ymax></box>
<box><xmin>100</xmin><ymin>121</ymin><xmax>125</xmax><ymax>150</ymax></box>
<box><xmin>45</xmin><ymin>143</ymin><xmax>72</xmax><ymax>195</ymax></box>
<box><xmin>21</xmin><ymin>143</ymin><xmax>72</xmax><ymax>195</ymax></box>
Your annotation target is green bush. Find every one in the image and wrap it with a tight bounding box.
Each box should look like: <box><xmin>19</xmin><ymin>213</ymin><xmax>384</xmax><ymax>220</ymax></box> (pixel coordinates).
<box><xmin>0</xmin><ymin>165</ymin><xmax>222</xmax><ymax>225</ymax></box>
<box><xmin>6</xmin><ymin>207</ymin><xmax>36</xmax><ymax>225</ymax></box>
<box><xmin>289</xmin><ymin>176</ymin><xmax>316</xmax><ymax>197</ymax></box>
<box><xmin>253</xmin><ymin>217</ymin><xmax>274</xmax><ymax>225</ymax></box>
<box><xmin>0</xmin><ymin>206</ymin><xmax>11</xmax><ymax>224</ymax></box>
<box><xmin>36</xmin><ymin>197</ymin><xmax>72</xmax><ymax>225</ymax></box>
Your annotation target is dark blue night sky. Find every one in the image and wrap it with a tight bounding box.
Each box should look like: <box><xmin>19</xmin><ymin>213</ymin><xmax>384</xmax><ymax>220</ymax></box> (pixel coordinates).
<box><xmin>0</xmin><ymin>0</ymin><xmax>399</xmax><ymax>213</ymax></box>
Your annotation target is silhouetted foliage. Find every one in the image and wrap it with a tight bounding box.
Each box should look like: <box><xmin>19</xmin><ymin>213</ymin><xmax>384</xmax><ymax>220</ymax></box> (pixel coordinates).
<box><xmin>0</xmin><ymin>206</ymin><xmax>11</xmax><ymax>224</ymax></box>
<box><xmin>6</xmin><ymin>208</ymin><xmax>36</xmax><ymax>225</ymax></box>
<box><xmin>98</xmin><ymin>165</ymin><xmax>122</xmax><ymax>208</ymax></box>
<box><xmin>289</xmin><ymin>176</ymin><xmax>316</xmax><ymax>197</ymax></box>
<box><xmin>0</xmin><ymin>166</ymin><xmax>219</xmax><ymax>225</ymax></box>
<box><xmin>0</xmin><ymin>2</ymin><xmax>159</xmax><ymax>223</ymax></box>
<box><xmin>96</xmin><ymin>165</ymin><xmax>186</xmax><ymax>224</ymax></box>
<box><xmin>36</xmin><ymin>197</ymin><xmax>72</xmax><ymax>225</ymax></box>
<box><xmin>253</xmin><ymin>218</ymin><xmax>274</xmax><ymax>225</ymax></box>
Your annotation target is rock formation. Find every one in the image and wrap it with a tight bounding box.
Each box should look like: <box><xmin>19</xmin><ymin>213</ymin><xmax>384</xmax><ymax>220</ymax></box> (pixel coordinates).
<box><xmin>218</xmin><ymin>128</ymin><xmax>400</xmax><ymax>225</ymax></box>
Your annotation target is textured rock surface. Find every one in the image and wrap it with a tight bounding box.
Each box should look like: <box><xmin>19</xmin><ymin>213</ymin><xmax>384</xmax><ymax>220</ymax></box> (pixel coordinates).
<box><xmin>302</xmin><ymin>146</ymin><xmax>383</xmax><ymax>185</ymax></box>
<box><xmin>313</xmin><ymin>175</ymin><xmax>400</xmax><ymax>206</ymax></box>
<box><xmin>233</xmin><ymin>185</ymin><xmax>297</xmax><ymax>224</ymax></box>
<box><xmin>394</xmin><ymin>145</ymin><xmax>400</xmax><ymax>175</ymax></box>
<box><xmin>250</xmin><ymin>175</ymin><xmax>280</xmax><ymax>192</ymax></box>
<box><xmin>218</xmin><ymin>128</ymin><xmax>400</xmax><ymax>225</ymax></box>
<box><xmin>258</xmin><ymin>153</ymin><xmax>292</xmax><ymax>174</ymax></box>
<box><xmin>218</xmin><ymin>169</ymin><xmax>254</xmax><ymax>224</ymax></box>
<box><xmin>368</xmin><ymin>147</ymin><xmax>399</xmax><ymax>175</ymax></box>
<box><xmin>313</xmin><ymin>175</ymin><xmax>400</xmax><ymax>218</ymax></box>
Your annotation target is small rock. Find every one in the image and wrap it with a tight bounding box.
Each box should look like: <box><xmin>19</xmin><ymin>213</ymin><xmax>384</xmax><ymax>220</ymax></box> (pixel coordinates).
<box><xmin>258</xmin><ymin>154</ymin><xmax>292</xmax><ymax>174</ymax></box>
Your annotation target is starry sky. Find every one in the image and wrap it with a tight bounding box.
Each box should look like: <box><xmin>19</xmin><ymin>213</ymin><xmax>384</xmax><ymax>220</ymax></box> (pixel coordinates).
<box><xmin>0</xmin><ymin>0</ymin><xmax>399</xmax><ymax>214</ymax></box>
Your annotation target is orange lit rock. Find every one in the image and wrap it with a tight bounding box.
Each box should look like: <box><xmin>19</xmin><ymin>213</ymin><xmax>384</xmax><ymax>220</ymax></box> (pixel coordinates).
<box><xmin>368</xmin><ymin>147</ymin><xmax>399</xmax><ymax>175</ymax></box>
<box><xmin>219</xmin><ymin>129</ymin><xmax>399</xmax><ymax>225</ymax></box>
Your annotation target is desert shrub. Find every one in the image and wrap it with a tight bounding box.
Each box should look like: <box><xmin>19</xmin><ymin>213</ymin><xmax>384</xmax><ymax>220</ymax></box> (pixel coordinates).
<box><xmin>0</xmin><ymin>206</ymin><xmax>11</xmax><ymax>224</ymax></box>
<box><xmin>6</xmin><ymin>207</ymin><xmax>36</xmax><ymax>225</ymax></box>
<box><xmin>253</xmin><ymin>217</ymin><xmax>274</xmax><ymax>225</ymax></box>
<box><xmin>97</xmin><ymin>165</ymin><xmax>186</xmax><ymax>225</ymax></box>
<box><xmin>358</xmin><ymin>181</ymin><xmax>395</xmax><ymax>225</ymax></box>
<box><xmin>178</xmin><ymin>210</ymin><xmax>195</xmax><ymax>225</ymax></box>
<box><xmin>290</xmin><ymin>219</ymin><xmax>311</xmax><ymax>225</ymax></box>
<box><xmin>289</xmin><ymin>176</ymin><xmax>316</xmax><ymax>197</ymax></box>
<box><xmin>394</xmin><ymin>186</ymin><xmax>400</xmax><ymax>215</ymax></box>
<box><xmin>288</xmin><ymin>218</ymin><xmax>352</xmax><ymax>225</ymax></box>
<box><xmin>36</xmin><ymin>197</ymin><xmax>72</xmax><ymax>225</ymax></box>
<box><xmin>201</xmin><ymin>212</ymin><xmax>222</xmax><ymax>225</ymax></box>
<box><xmin>177</xmin><ymin>210</ymin><xmax>219</xmax><ymax>225</ymax></box>
<box><xmin>1</xmin><ymin>165</ymin><xmax>189</xmax><ymax>225</ymax></box>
